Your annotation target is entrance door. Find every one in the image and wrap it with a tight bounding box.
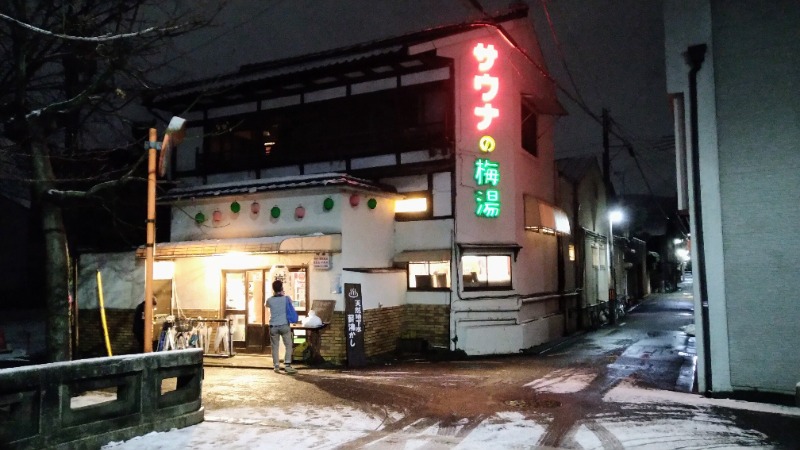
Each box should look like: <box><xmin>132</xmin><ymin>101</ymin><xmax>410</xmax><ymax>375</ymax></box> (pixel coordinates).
<box><xmin>223</xmin><ymin>266</ymin><xmax>309</xmax><ymax>353</ymax></box>
<box><xmin>223</xmin><ymin>271</ymin><xmax>247</xmax><ymax>349</ymax></box>
<box><xmin>245</xmin><ymin>270</ymin><xmax>266</xmax><ymax>351</ymax></box>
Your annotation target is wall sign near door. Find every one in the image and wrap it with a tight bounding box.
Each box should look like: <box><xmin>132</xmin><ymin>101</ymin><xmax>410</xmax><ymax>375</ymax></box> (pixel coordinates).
<box><xmin>313</xmin><ymin>253</ymin><xmax>331</xmax><ymax>270</ymax></box>
<box><xmin>344</xmin><ymin>283</ymin><xmax>367</xmax><ymax>368</ymax></box>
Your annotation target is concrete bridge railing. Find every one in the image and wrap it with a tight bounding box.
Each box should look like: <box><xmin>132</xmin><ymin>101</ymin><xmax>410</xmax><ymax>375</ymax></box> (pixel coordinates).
<box><xmin>0</xmin><ymin>348</ymin><xmax>204</xmax><ymax>449</ymax></box>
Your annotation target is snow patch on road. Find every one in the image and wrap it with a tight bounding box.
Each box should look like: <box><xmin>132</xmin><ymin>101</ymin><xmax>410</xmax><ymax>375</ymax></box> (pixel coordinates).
<box><xmin>605</xmin><ymin>380</ymin><xmax>800</xmax><ymax>417</ymax></box>
<box><xmin>524</xmin><ymin>368</ymin><xmax>596</xmax><ymax>393</ymax></box>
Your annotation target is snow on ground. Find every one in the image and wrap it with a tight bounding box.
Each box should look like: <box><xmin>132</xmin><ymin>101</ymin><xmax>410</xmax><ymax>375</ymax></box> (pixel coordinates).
<box><xmin>605</xmin><ymin>380</ymin><xmax>800</xmax><ymax>417</ymax></box>
<box><xmin>524</xmin><ymin>368</ymin><xmax>596</xmax><ymax>393</ymax></box>
<box><xmin>104</xmin><ymin>405</ymin><xmax>393</xmax><ymax>450</ymax></box>
<box><xmin>572</xmin><ymin>413</ymin><xmax>771</xmax><ymax>449</ymax></box>
<box><xmin>100</xmin><ymin>382</ymin><xmax>798</xmax><ymax>450</ymax></box>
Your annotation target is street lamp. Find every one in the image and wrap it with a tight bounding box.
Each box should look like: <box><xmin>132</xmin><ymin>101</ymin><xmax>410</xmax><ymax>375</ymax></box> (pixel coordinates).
<box><xmin>608</xmin><ymin>209</ymin><xmax>624</xmax><ymax>325</ymax></box>
<box><xmin>143</xmin><ymin>117</ymin><xmax>185</xmax><ymax>352</ymax></box>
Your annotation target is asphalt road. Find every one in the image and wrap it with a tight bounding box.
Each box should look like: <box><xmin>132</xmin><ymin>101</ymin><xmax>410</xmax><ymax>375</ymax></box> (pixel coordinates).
<box><xmin>186</xmin><ymin>282</ymin><xmax>800</xmax><ymax>449</ymax></box>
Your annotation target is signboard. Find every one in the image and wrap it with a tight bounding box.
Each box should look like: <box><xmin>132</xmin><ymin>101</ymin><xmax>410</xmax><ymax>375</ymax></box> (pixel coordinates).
<box><xmin>344</xmin><ymin>283</ymin><xmax>367</xmax><ymax>368</ymax></box>
<box><xmin>313</xmin><ymin>253</ymin><xmax>331</xmax><ymax>270</ymax></box>
<box><xmin>472</xmin><ymin>42</ymin><xmax>502</xmax><ymax>218</ymax></box>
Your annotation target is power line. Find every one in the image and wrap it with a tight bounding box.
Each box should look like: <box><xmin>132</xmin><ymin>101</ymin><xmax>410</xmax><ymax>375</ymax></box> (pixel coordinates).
<box><xmin>538</xmin><ymin>0</ymin><xmax>588</xmax><ymax>109</ymax></box>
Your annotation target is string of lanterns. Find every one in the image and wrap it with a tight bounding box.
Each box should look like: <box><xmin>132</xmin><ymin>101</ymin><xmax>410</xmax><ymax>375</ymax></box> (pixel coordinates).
<box><xmin>192</xmin><ymin>195</ymin><xmax>378</xmax><ymax>224</ymax></box>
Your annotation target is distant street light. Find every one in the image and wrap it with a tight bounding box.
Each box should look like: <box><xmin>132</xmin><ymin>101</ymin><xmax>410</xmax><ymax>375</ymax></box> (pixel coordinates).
<box><xmin>608</xmin><ymin>209</ymin><xmax>624</xmax><ymax>325</ymax></box>
<box><xmin>144</xmin><ymin>117</ymin><xmax>185</xmax><ymax>352</ymax></box>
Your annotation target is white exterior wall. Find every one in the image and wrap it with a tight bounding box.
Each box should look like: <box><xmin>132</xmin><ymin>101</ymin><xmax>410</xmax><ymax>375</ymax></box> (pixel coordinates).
<box><xmin>340</xmin><ymin>191</ymin><xmax>395</xmax><ymax>269</ymax></box>
<box><xmin>170</xmin><ymin>190</ymin><xmax>348</xmax><ymax>242</ymax></box>
<box><xmin>417</xmin><ymin>20</ymin><xmax>561</xmax><ymax>354</ymax></box>
<box><xmin>664</xmin><ymin>0</ymin><xmax>731</xmax><ymax>394</ymax></box>
<box><xmin>342</xmin><ymin>271</ymin><xmax>406</xmax><ymax>311</ymax></box>
<box><xmin>665</xmin><ymin>0</ymin><xmax>800</xmax><ymax>395</ymax></box>
<box><xmin>77</xmin><ymin>252</ymin><xmax>144</xmax><ymax>309</ymax></box>
<box><xmin>710</xmin><ymin>0</ymin><xmax>800</xmax><ymax>395</ymax></box>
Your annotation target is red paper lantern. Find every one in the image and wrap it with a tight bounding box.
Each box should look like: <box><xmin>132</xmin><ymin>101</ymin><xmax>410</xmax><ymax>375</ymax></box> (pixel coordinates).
<box><xmin>349</xmin><ymin>193</ymin><xmax>360</xmax><ymax>207</ymax></box>
<box><xmin>295</xmin><ymin>205</ymin><xmax>306</xmax><ymax>219</ymax></box>
<box><xmin>212</xmin><ymin>210</ymin><xmax>222</xmax><ymax>222</ymax></box>
<box><xmin>251</xmin><ymin>202</ymin><xmax>260</xmax><ymax>215</ymax></box>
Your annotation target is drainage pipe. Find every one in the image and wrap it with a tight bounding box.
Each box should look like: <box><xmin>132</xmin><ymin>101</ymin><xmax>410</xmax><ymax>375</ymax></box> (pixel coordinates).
<box><xmin>685</xmin><ymin>43</ymin><xmax>712</xmax><ymax>393</ymax></box>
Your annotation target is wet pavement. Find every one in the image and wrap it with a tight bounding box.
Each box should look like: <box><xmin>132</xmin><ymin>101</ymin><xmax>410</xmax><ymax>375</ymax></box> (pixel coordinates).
<box><xmin>109</xmin><ymin>281</ymin><xmax>800</xmax><ymax>449</ymax></box>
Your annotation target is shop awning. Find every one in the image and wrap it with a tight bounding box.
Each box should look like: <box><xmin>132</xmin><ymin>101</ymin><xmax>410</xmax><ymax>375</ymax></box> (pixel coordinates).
<box><xmin>136</xmin><ymin>233</ymin><xmax>341</xmax><ymax>259</ymax></box>
<box><xmin>393</xmin><ymin>249</ymin><xmax>451</xmax><ymax>263</ymax></box>
<box><xmin>524</xmin><ymin>196</ymin><xmax>571</xmax><ymax>235</ymax></box>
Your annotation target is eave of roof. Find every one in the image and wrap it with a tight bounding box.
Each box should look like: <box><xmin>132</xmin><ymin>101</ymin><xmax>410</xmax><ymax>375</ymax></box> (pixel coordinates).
<box><xmin>159</xmin><ymin>172</ymin><xmax>396</xmax><ymax>202</ymax></box>
<box><xmin>146</xmin><ymin>6</ymin><xmax>529</xmax><ymax>110</ymax></box>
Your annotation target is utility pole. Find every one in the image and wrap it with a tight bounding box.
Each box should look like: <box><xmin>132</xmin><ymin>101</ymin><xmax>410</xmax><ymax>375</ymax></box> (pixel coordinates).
<box><xmin>602</xmin><ymin>108</ymin><xmax>611</xmax><ymax>195</ymax></box>
<box><xmin>143</xmin><ymin>117</ymin><xmax>185</xmax><ymax>353</ymax></box>
<box><xmin>602</xmin><ymin>108</ymin><xmax>617</xmax><ymax>325</ymax></box>
<box><xmin>144</xmin><ymin>129</ymin><xmax>158</xmax><ymax>352</ymax></box>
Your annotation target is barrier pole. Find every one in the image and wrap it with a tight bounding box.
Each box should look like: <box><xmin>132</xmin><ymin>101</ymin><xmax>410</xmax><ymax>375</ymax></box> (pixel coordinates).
<box><xmin>96</xmin><ymin>270</ymin><xmax>113</xmax><ymax>356</ymax></box>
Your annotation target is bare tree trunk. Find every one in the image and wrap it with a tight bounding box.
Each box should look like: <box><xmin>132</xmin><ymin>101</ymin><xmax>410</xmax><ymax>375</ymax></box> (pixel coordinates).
<box><xmin>30</xmin><ymin>128</ymin><xmax>72</xmax><ymax>362</ymax></box>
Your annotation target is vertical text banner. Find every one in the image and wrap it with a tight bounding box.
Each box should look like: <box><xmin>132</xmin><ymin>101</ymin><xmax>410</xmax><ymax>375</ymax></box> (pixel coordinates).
<box><xmin>344</xmin><ymin>283</ymin><xmax>367</xmax><ymax>367</ymax></box>
<box><xmin>472</xmin><ymin>42</ymin><xmax>502</xmax><ymax>218</ymax></box>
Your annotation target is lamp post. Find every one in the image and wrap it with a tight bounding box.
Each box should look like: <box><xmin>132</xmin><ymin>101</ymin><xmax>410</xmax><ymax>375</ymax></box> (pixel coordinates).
<box><xmin>608</xmin><ymin>209</ymin><xmax>624</xmax><ymax>325</ymax></box>
<box><xmin>143</xmin><ymin>117</ymin><xmax>185</xmax><ymax>352</ymax></box>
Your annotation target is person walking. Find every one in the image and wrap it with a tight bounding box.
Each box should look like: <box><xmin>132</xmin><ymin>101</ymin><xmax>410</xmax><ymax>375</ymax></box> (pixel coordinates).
<box><xmin>266</xmin><ymin>280</ymin><xmax>298</xmax><ymax>374</ymax></box>
<box><xmin>133</xmin><ymin>296</ymin><xmax>157</xmax><ymax>352</ymax></box>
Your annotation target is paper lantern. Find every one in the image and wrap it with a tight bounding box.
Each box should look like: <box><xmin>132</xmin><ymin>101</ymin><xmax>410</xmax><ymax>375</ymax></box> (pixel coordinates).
<box><xmin>367</xmin><ymin>198</ymin><xmax>377</xmax><ymax>209</ymax></box>
<box><xmin>349</xmin><ymin>193</ymin><xmax>360</xmax><ymax>207</ymax></box>
<box><xmin>251</xmin><ymin>202</ymin><xmax>260</xmax><ymax>214</ymax></box>
<box><xmin>270</xmin><ymin>206</ymin><xmax>281</xmax><ymax>218</ymax></box>
<box><xmin>231</xmin><ymin>201</ymin><xmax>241</xmax><ymax>213</ymax></box>
<box><xmin>323</xmin><ymin>197</ymin><xmax>334</xmax><ymax>211</ymax></box>
<box><xmin>212</xmin><ymin>210</ymin><xmax>222</xmax><ymax>222</ymax></box>
<box><xmin>295</xmin><ymin>205</ymin><xmax>306</xmax><ymax>219</ymax></box>
<box><xmin>194</xmin><ymin>212</ymin><xmax>206</xmax><ymax>224</ymax></box>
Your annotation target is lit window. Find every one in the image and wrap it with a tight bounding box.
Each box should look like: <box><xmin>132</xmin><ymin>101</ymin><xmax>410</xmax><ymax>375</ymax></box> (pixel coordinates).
<box><xmin>461</xmin><ymin>254</ymin><xmax>512</xmax><ymax>290</ymax></box>
<box><xmin>408</xmin><ymin>261</ymin><xmax>450</xmax><ymax>290</ymax></box>
<box><xmin>395</xmin><ymin>197</ymin><xmax>427</xmax><ymax>213</ymax></box>
<box><xmin>568</xmin><ymin>244</ymin><xmax>576</xmax><ymax>262</ymax></box>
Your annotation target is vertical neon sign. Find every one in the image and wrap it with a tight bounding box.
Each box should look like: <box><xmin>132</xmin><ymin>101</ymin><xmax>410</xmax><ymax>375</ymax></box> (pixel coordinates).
<box><xmin>472</xmin><ymin>43</ymin><xmax>501</xmax><ymax>218</ymax></box>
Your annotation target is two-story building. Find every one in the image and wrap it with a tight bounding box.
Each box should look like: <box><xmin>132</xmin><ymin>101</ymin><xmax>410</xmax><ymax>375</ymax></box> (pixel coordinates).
<box><xmin>77</xmin><ymin>6</ymin><xmax>572</xmax><ymax>362</ymax></box>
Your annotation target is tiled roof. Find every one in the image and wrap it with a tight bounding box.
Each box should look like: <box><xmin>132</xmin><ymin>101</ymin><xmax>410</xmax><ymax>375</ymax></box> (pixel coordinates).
<box><xmin>147</xmin><ymin>6</ymin><xmax>529</xmax><ymax>110</ymax></box>
<box><xmin>136</xmin><ymin>233</ymin><xmax>342</xmax><ymax>259</ymax></box>
<box><xmin>159</xmin><ymin>172</ymin><xmax>395</xmax><ymax>202</ymax></box>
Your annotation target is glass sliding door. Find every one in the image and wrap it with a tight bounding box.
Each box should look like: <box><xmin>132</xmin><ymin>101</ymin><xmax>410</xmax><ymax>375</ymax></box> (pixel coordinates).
<box><xmin>223</xmin><ymin>271</ymin><xmax>247</xmax><ymax>348</ymax></box>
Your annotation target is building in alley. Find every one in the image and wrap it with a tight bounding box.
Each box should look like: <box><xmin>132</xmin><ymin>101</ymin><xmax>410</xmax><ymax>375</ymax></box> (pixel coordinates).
<box><xmin>663</xmin><ymin>0</ymin><xmax>800</xmax><ymax>401</ymax></box>
<box><xmin>76</xmin><ymin>6</ymin><xmax>581</xmax><ymax>361</ymax></box>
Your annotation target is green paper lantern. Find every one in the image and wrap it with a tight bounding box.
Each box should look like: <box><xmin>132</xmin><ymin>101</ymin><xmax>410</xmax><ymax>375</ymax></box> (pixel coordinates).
<box><xmin>230</xmin><ymin>201</ymin><xmax>241</xmax><ymax>213</ymax></box>
<box><xmin>270</xmin><ymin>206</ymin><xmax>281</xmax><ymax>218</ymax></box>
<box><xmin>194</xmin><ymin>212</ymin><xmax>206</xmax><ymax>224</ymax></box>
<box><xmin>367</xmin><ymin>198</ymin><xmax>377</xmax><ymax>209</ymax></box>
<box><xmin>323</xmin><ymin>197</ymin><xmax>334</xmax><ymax>211</ymax></box>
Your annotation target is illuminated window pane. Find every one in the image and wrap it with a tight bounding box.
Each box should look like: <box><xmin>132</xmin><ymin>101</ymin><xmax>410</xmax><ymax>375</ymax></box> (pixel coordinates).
<box><xmin>395</xmin><ymin>197</ymin><xmax>428</xmax><ymax>213</ymax></box>
<box><xmin>409</xmin><ymin>261</ymin><xmax>450</xmax><ymax>289</ymax></box>
<box><xmin>568</xmin><ymin>244</ymin><xmax>576</xmax><ymax>262</ymax></box>
<box><xmin>487</xmin><ymin>255</ymin><xmax>511</xmax><ymax>285</ymax></box>
<box><xmin>461</xmin><ymin>254</ymin><xmax>512</xmax><ymax>289</ymax></box>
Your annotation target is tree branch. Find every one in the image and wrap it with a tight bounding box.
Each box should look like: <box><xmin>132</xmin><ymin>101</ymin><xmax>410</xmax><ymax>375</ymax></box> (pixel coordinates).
<box><xmin>0</xmin><ymin>12</ymin><xmax>190</xmax><ymax>42</ymax></box>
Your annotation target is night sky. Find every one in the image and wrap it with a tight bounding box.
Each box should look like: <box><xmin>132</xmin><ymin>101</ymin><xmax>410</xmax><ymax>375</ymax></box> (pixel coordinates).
<box><xmin>167</xmin><ymin>0</ymin><xmax>674</xmax><ymax>197</ymax></box>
